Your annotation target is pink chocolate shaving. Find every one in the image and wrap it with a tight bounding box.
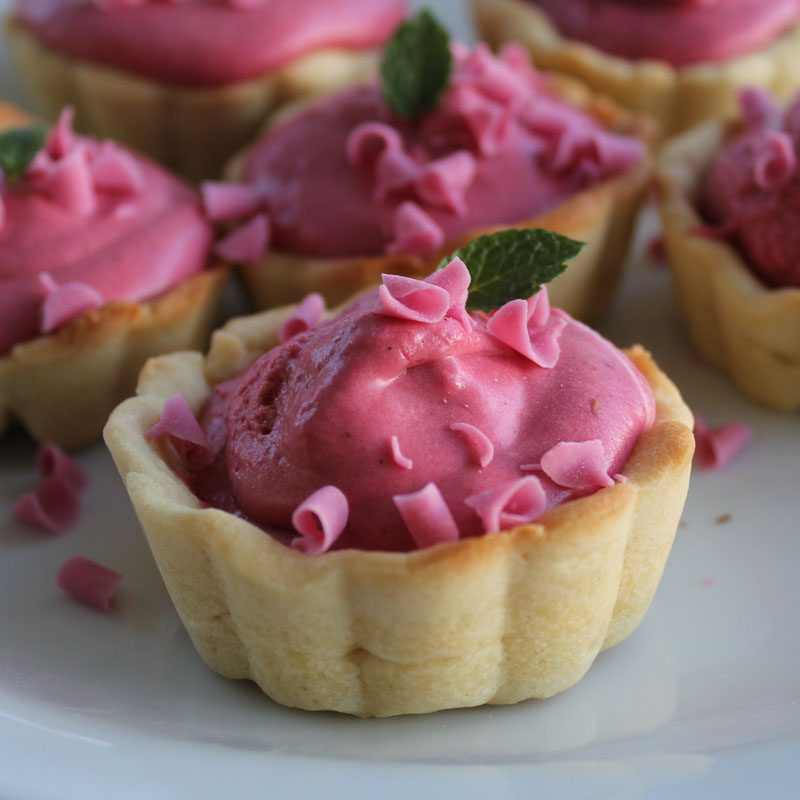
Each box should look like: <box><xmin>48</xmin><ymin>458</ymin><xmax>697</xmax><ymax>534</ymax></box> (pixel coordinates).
<box><xmin>37</xmin><ymin>443</ymin><xmax>88</xmax><ymax>492</ymax></box>
<box><xmin>753</xmin><ymin>132</ymin><xmax>796</xmax><ymax>190</ymax></box>
<box><xmin>389</xmin><ymin>435</ymin><xmax>413</xmax><ymax>470</ymax></box>
<box><xmin>201</xmin><ymin>181</ymin><xmax>262</xmax><ymax>222</ymax></box>
<box><xmin>12</xmin><ymin>475</ymin><xmax>81</xmax><ymax>534</ymax></box>
<box><xmin>393</xmin><ymin>482</ymin><xmax>459</xmax><ymax>549</ymax></box>
<box><xmin>291</xmin><ymin>485</ymin><xmax>349</xmax><ymax>555</ymax></box>
<box><xmin>278</xmin><ymin>292</ymin><xmax>326</xmax><ymax>343</ymax></box>
<box><xmin>91</xmin><ymin>142</ymin><xmax>144</xmax><ymax>195</ymax></box>
<box><xmin>426</xmin><ymin>256</ymin><xmax>473</xmax><ymax>330</ymax></box>
<box><xmin>45</xmin><ymin>107</ymin><xmax>76</xmax><ymax>160</ymax></box>
<box><xmin>346</xmin><ymin>122</ymin><xmax>404</xmax><ymax>171</ymax></box>
<box><xmin>449</xmin><ymin>422</ymin><xmax>494</xmax><ymax>468</ymax></box>
<box><xmin>738</xmin><ymin>87</ymin><xmax>781</xmax><ymax>129</ymax></box>
<box><xmin>377</xmin><ymin>272</ymin><xmax>450</xmax><ymax>323</ymax></box>
<box><xmin>693</xmin><ymin>414</ymin><xmax>752</xmax><ymax>470</ymax></box>
<box><xmin>37</xmin><ymin>148</ymin><xmax>96</xmax><ymax>215</ymax></box>
<box><xmin>57</xmin><ymin>556</ymin><xmax>121</xmax><ymax>612</ymax></box>
<box><xmin>215</xmin><ymin>213</ymin><xmax>270</xmax><ymax>264</ymax></box>
<box><xmin>415</xmin><ymin>151</ymin><xmax>477</xmax><ymax>215</ymax></box>
<box><xmin>40</xmin><ymin>280</ymin><xmax>104</xmax><ymax>334</ymax></box>
<box><xmin>540</xmin><ymin>440</ymin><xmax>614</xmax><ymax>490</ymax></box>
<box><xmin>465</xmin><ymin>475</ymin><xmax>546</xmax><ymax>533</ymax></box>
<box><xmin>147</xmin><ymin>393</ymin><xmax>214</xmax><ymax>470</ymax></box>
<box><xmin>386</xmin><ymin>202</ymin><xmax>445</xmax><ymax>256</ymax></box>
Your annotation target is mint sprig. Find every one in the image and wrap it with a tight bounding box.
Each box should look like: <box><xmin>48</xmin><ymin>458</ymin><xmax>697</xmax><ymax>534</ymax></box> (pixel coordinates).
<box><xmin>440</xmin><ymin>229</ymin><xmax>585</xmax><ymax>312</ymax></box>
<box><xmin>0</xmin><ymin>125</ymin><xmax>46</xmax><ymax>183</ymax></box>
<box><xmin>380</xmin><ymin>10</ymin><xmax>452</xmax><ymax>120</ymax></box>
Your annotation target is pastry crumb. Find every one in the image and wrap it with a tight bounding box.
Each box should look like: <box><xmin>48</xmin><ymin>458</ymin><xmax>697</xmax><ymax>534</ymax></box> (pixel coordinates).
<box><xmin>678</xmin><ymin>519</ymin><xmax>688</xmax><ymax>529</ymax></box>
<box><xmin>591</xmin><ymin>398</ymin><xmax>602</xmax><ymax>415</ymax></box>
<box><xmin>715</xmin><ymin>513</ymin><xmax>732</xmax><ymax>525</ymax></box>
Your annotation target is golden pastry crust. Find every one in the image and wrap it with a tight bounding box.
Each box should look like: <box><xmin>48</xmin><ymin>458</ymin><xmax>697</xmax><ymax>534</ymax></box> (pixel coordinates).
<box><xmin>657</xmin><ymin>122</ymin><xmax>800</xmax><ymax>411</ymax></box>
<box><xmin>230</xmin><ymin>80</ymin><xmax>653</xmax><ymax>323</ymax></box>
<box><xmin>5</xmin><ymin>18</ymin><xmax>379</xmax><ymax>182</ymax></box>
<box><xmin>0</xmin><ymin>268</ymin><xmax>229</xmax><ymax>449</ymax></box>
<box><xmin>104</xmin><ymin>302</ymin><xmax>694</xmax><ymax>717</ymax></box>
<box><xmin>473</xmin><ymin>0</ymin><xmax>800</xmax><ymax>139</ymax></box>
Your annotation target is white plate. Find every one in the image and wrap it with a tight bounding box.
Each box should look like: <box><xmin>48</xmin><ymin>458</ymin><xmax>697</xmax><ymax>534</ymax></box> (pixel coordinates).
<box><xmin>1</xmin><ymin>4</ymin><xmax>799</xmax><ymax>798</ymax></box>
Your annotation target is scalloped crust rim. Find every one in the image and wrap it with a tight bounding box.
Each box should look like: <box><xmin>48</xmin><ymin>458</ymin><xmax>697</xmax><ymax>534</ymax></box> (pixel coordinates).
<box><xmin>104</xmin><ymin>302</ymin><xmax>694</xmax><ymax>717</ymax></box>
<box><xmin>657</xmin><ymin>121</ymin><xmax>800</xmax><ymax>411</ymax></box>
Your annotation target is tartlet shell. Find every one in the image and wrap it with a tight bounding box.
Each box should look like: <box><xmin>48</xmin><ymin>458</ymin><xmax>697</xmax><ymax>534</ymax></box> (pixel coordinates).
<box><xmin>473</xmin><ymin>0</ymin><xmax>800</xmax><ymax>139</ymax></box>
<box><xmin>6</xmin><ymin>18</ymin><xmax>379</xmax><ymax>181</ymax></box>
<box><xmin>104</xmin><ymin>304</ymin><xmax>694</xmax><ymax>717</ymax></box>
<box><xmin>657</xmin><ymin>122</ymin><xmax>800</xmax><ymax>411</ymax></box>
<box><xmin>229</xmin><ymin>78</ymin><xmax>653</xmax><ymax>323</ymax></box>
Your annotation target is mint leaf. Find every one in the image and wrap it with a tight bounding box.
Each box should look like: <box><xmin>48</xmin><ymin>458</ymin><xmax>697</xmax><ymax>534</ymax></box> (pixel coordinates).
<box><xmin>380</xmin><ymin>10</ymin><xmax>452</xmax><ymax>120</ymax></box>
<box><xmin>0</xmin><ymin>125</ymin><xmax>46</xmax><ymax>182</ymax></box>
<box><xmin>440</xmin><ymin>229</ymin><xmax>585</xmax><ymax>312</ymax></box>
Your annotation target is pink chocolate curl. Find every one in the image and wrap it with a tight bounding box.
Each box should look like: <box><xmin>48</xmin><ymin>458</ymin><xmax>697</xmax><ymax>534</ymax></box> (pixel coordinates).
<box><xmin>201</xmin><ymin>181</ymin><xmax>262</xmax><ymax>222</ymax></box>
<box><xmin>374</xmin><ymin>146</ymin><xmax>421</xmax><ymax>201</ymax></box>
<box><xmin>37</xmin><ymin>443</ymin><xmax>88</xmax><ymax>492</ymax></box>
<box><xmin>377</xmin><ymin>273</ymin><xmax>450</xmax><ymax>323</ymax></box>
<box><xmin>426</xmin><ymin>256</ymin><xmax>473</xmax><ymax>330</ymax></box>
<box><xmin>393</xmin><ymin>482</ymin><xmax>459</xmax><ymax>549</ymax></box>
<box><xmin>45</xmin><ymin>107</ymin><xmax>76</xmax><ymax>160</ymax></box>
<box><xmin>40</xmin><ymin>281</ymin><xmax>104</xmax><ymax>334</ymax></box>
<box><xmin>585</xmin><ymin>132</ymin><xmax>646</xmax><ymax>176</ymax></box>
<box><xmin>416</xmin><ymin>151</ymin><xmax>477</xmax><ymax>215</ymax></box>
<box><xmin>753</xmin><ymin>132</ymin><xmax>796</xmax><ymax>190</ymax></box>
<box><xmin>57</xmin><ymin>557</ymin><xmax>121</xmax><ymax>612</ymax></box>
<box><xmin>147</xmin><ymin>393</ymin><xmax>214</xmax><ymax>470</ymax></box>
<box><xmin>389</xmin><ymin>435</ymin><xmax>414</xmax><ymax>470</ymax></box>
<box><xmin>91</xmin><ymin>142</ymin><xmax>144</xmax><ymax>195</ymax></box>
<box><xmin>465</xmin><ymin>476</ymin><xmax>546</xmax><ymax>533</ymax></box>
<box><xmin>739</xmin><ymin>87</ymin><xmax>781</xmax><ymax>129</ymax></box>
<box><xmin>278</xmin><ymin>293</ymin><xmax>326</xmax><ymax>343</ymax></box>
<box><xmin>346</xmin><ymin>122</ymin><xmax>404</xmax><ymax>171</ymax></box>
<box><xmin>386</xmin><ymin>202</ymin><xmax>445</xmax><ymax>256</ymax></box>
<box><xmin>291</xmin><ymin>486</ymin><xmax>349</xmax><ymax>555</ymax></box>
<box><xmin>12</xmin><ymin>475</ymin><xmax>81</xmax><ymax>534</ymax></box>
<box><xmin>694</xmin><ymin>414</ymin><xmax>752</xmax><ymax>470</ymax></box>
<box><xmin>37</xmin><ymin>148</ymin><xmax>96</xmax><ymax>215</ymax></box>
<box><xmin>215</xmin><ymin>213</ymin><xmax>270</xmax><ymax>264</ymax></box>
<box><xmin>450</xmin><ymin>422</ymin><xmax>494</xmax><ymax>468</ymax></box>
<box><xmin>540</xmin><ymin>440</ymin><xmax>615</xmax><ymax>490</ymax></box>
<box><xmin>457</xmin><ymin>42</ymin><xmax>532</xmax><ymax>108</ymax></box>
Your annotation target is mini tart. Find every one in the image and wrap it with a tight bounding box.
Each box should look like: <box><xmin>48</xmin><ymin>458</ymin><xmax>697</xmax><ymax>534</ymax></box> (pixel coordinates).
<box><xmin>5</xmin><ymin>19</ymin><xmax>382</xmax><ymax>182</ymax></box>
<box><xmin>473</xmin><ymin>0</ymin><xmax>800</xmax><ymax>139</ymax></box>
<box><xmin>657</xmin><ymin>122</ymin><xmax>800</xmax><ymax>412</ymax></box>
<box><xmin>230</xmin><ymin>80</ymin><xmax>653</xmax><ymax>324</ymax></box>
<box><xmin>104</xmin><ymin>303</ymin><xmax>693</xmax><ymax>718</ymax></box>
<box><xmin>0</xmin><ymin>103</ymin><xmax>229</xmax><ymax>448</ymax></box>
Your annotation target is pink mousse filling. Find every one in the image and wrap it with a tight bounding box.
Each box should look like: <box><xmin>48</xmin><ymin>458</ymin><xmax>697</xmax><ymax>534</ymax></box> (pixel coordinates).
<box><xmin>0</xmin><ymin>109</ymin><xmax>213</xmax><ymax>354</ymax></box>
<box><xmin>236</xmin><ymin>42</ymin><xmax>645</xmax><ymax>258</ymax></box>
<box><xmin>702</xmin><ymin>88</ymin><xmax>800</xmax><ymax>288</ymax></box>
<box><xmin>14</xmin><ymin>0</ymin><xmax>407</xmax><ymax>88</ymax></box>
<box><xmin>167</xmin><ymin>260</ymin><xmax>656</xmax><ymax>554</ymax></box>
<box><xmin>533</xmin><ymin>0</ymin><xmax>800</xmax><ymax>67</ymax></box>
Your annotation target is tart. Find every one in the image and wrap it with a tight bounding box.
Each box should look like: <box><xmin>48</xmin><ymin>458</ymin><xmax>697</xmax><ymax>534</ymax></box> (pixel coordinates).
<box><xmin>657</xmin><ymin>89</ymin><xmax>800</xmax><ymax>411</ymax></box>
<box><xmin>474</xmin><ymin>0</ymin><xmax>800</xmax><ymax>138</ymax></box>
<box><xmin>6</xmin><ymin>0</ymin><xmax>406</xmax><ymax>181</ymax></box>
<box><xmin>104</xmin><ymin>234</ymin><xmax>694</xmax><ymax>717</ymax></box>
<box><xmin>218</xmin><ymin>24</ymin><xmax>652</xmax><ymax>324</ymax></box>
<box><xmin>0</xmin><ymin>104</ymin><xmax>227</xmax><ymax>448</ymax></box>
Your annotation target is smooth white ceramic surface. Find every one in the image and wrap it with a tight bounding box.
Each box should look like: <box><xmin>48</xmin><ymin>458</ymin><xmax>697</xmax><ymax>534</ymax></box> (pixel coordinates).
<box><xmin>1</xmin><ymin>2</ymin><xmax>799</xmax><ymax>798</ymax></box>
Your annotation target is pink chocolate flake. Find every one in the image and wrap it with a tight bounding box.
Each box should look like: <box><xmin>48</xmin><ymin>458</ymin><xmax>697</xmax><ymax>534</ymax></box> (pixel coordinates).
<box><xmin>57</xmin><ymin>556</ymin><xmax>121</xmax><ymax>612</ymax></box>
<box><xmin>386</xmin><ymin>202</ymin><xmax>445</xmax><ymax>256</ymax></box>
<box><xmin>215</xmin><ymin>213</ymin><xmax>270</xmax><ymax>264</ymax></box>
<box><xmin>393</xmin><ymin>483</ymin><xmax>460</xmax><ymax>549</ymax></box>
<box><xmin>291</xmin><ymin>485</ymin><xmax>349</xmax><ymax>555</ymax></box>
<box><xmin>12</xmin><ymin>475</ymin><xmax>81</xmax><ymax>534</ymax></box>
<box><xmin>91</xmin><ymin>142</ymin><xmax>144</xmax><ymax>195</ymax></box>
<box><xmin>693</xmin><ymin>414</ymin><xmax>752</xmax><ymax>470</ymax></box>
<box><xmin>147</xmin><ymin>393</ymin><xmax>214</xmax><ymax>470</ymax></box>
<box><xmin>465</xmin><ymin>476</ymin><xmax>546</xmax><ymax>533</ymax></box>
<box><xmin>37</xmin><ymin>443</ymin><xmax>88</xmax><ymax>492</ymax></box>
<box><xmin>278</xmin><ymin>293</ymin><xmax>326</xmax><ymax>343</ymax></box>
<box><xmin>201</xmin><ymin>181</ymin><xmax>262</xmax><ymax>222</ymax></box>
<box><xmin>40</xmin><ymin>281</ymin><xmax>104</xmax><ymax>334</ymax></box>
<box><xmin>450</xmin><ymin>422</ymin><xmax>494</xmax><ymax>468</ymax></box>
<box><xmin>389</xmin><ymin>435</ymin><xmax>414</xmax><ymax>470</ymax></box>
<box><xmin>377</xmin><ymin>273</ymin><xmax>450</xmax><ymax>323</ymax></box>
<box><xmin>540</xmin><ymin>439</ymin><xmax>614</xmax><ymax>490</ymax></box>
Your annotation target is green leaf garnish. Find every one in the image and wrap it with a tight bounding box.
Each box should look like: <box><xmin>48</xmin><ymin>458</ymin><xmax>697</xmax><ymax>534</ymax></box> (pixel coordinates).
<box><xmin>380</xmin><ymin>9</ymin><xmax>453</xmax><ymax>120</ymax></box>
<box><xmin>0</xmin><ymin>125</ymin><xmax>46</xmax><ymax>183</ymax></box>
<box><xmin>440</xmin><ymin>229</ymin><xmax>585</xmax><ymax>312</ymax></box>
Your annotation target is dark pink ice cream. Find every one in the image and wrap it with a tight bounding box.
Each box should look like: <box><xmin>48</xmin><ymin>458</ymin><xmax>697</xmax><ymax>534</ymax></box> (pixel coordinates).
<box><xmin>533</xmin><ymin>0</ymin><xmax>800</xmax><ymax>67</ymax></box>
<box><xmin>703</xmin><ymin>88</ymin><xmax>800</xmax><ymax>288</ymax></box>
<box><xmin>14</xmin><ymin>0</ymin><xmax>407</xmax><ymax>88</ymax></box>
<box><xmin>187</xmin><ymin>260</ymin><xmax>656</xmax><ymax>553</ymax></box>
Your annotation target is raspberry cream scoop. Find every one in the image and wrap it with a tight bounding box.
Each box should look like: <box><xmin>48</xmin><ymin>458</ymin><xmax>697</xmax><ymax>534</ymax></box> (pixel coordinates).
<box><xmin>227</xmin><ymin>42</ymin><xmax>645</xmax><ymax>260</ymax></box>
<box><xmin>532</xmin><ymin>0</ymin><xmax>800</xmax><ymax>67</ymax></box>
<box><xmin>703</xmin><ymin>88</ymin><xmax>800</xmax><ymax>288</ymax></box>
<box><xmin>0</xmin><ymin>110</ymin><xmax>213</xmax><ymax>354</ymax></box>
<box><xmin>13</xmin><ymin>0</ymin><xmax>406</xmax><ymax>88</ymax></box>
<box><xmin>171</xmin><ymin>259</ymin><xmax>656</xmax><ymax>553</ymax></box>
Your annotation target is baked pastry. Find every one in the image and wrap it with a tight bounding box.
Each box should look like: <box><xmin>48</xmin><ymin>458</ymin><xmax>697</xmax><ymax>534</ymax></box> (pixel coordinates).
<box><xmin>104</xmin><ymin>230</ymin><xmax>694</xmax><ymax>717</ymax></box>
<box><xmin>0</xmin><ymin>104</ymin><xmax>227</xmax><ymax>448</ymax></box>
<box><xmin>657</xmin><ymin>88</ymin><xmax>800</xmax><ymax>411</ymax></box>
<box><xmin>215</xmin><ymin>13</ymin><xmax>652</xmax><ymax>323</ymax></box>
<box><xmin>474</xmin><ymin>0</ymin><xmax>800</xmax><ymax>138</ymax></box>
<box><xmin>6</xmin><ymin>0</ymin><xmax>406</xmax><ymax>181</ymax></box>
